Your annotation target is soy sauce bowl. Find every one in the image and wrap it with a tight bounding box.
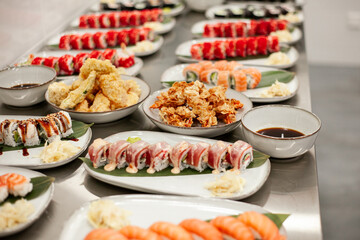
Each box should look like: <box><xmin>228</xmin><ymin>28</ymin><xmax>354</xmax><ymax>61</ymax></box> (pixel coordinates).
<box><xmin>0</xmin><ymin>65</ymin><xmax>56</xmax><ymax>107</ymax></box>
<box><xmin>241</xmin><ymin>105</ymin><xmax>321</xmax><ymax>159</ymax></box>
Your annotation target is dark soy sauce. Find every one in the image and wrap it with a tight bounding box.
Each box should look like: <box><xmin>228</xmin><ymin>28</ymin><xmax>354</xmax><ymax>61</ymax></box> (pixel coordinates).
<box><xmin>22</xmin><ymin>148</ymin><xmax>29</xmax><ymax>156</ymax></box>
<box><xmin>257</xmin><ymin>127</ymin><xmax>304</xmax><ymax>138</ymax></box>
<box><xmin>11</xmin><ymin>83</ymin><xmax>39</xmax><ymax>89</ymax></box>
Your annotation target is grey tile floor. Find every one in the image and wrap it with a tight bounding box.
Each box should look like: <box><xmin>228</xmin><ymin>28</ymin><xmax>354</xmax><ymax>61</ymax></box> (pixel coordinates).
<box><xmin>309</xmin><ymin>65</ymin><xmax>360</xmax><ymax>239</ymax></box>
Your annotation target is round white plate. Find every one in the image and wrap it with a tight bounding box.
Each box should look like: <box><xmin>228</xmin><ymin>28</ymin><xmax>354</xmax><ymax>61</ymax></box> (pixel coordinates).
<box><xmin>0</xmin><ymin>116</ymin><xmax>91</xmax><ymax>169</ymax></box>
<box><xmin>175</xmin><ymin>38</ymin><xmax>299</xmax><ymax>69</ymax></box>
<box><xmin>160</xmin><ymin>64</ymin><xmax>299</xmax><ymax>103</ymax></box>
<box><xmin>205</xmin><ymin>3</ymin><xmax>304</xmax><ymax>25</ymax></box>
<box><xmin>59</xmin><ymin>194</ymin><xmax>286</xmax><ymax>240</ymax></box>
<box><xmin>83</xmin><ymin>130</ymin><xmax>269</xmax><ymax>200</ymax></box>
<box><xmin>20</xmin><ymin>51</ymin><xmax>143</xmax><ymax>78</ymax></box>
<box><xmin>70</xmin><ymin>16</ymin><xmax>176</xmax><ymax>35</ymax></box>
<box><xmin>45</xmin><ymin>75</ymin><xmax>151</xmax><ymax>124</ymax></box>
<box><xmin>0</xmin><ymin>166</ymin><xmax>54</xmax><ymax>237</ymax></box>
<box><xmin>191</xmin><ymin>19</ymin><xmax>302</xmax><ymax>45</ymax></box>
<box><xmin>143</xmin><ymin>87</ymin><xmax>252</xmax><ymax>137</ymax></box>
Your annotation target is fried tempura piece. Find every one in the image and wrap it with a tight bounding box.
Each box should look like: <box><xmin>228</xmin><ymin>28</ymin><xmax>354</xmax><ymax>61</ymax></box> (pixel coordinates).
<box><xmin>126</xmin><ymin>92</ymin><xmax>140</xmax><ymax>106</ymax></box>
<box><xmin>150</xmin><ymin>82</ymin><xmax>189</xmax><ymax>109</ymax></box>
<box><xmin>89</xmin><ymin>91</ymin><xmax>111</xmax><ymax>112</ymax></box>
<box><xmin>75</xmin><ymin>99</ymin><xmax>90</xmax><ymax>112</ymax></box>
<box><xmin>79</xmin><ymin>58</ymin><xmax>118</xmax><ymax>80</ymax></box>
<box><xmin>47</xmin><ymin>82</ymin><xmax>70</xmax><ymax>106</ymax></box>
<box><xmin>124</xmin><ymin>80</ymin><xmax>141</xmax><ymax>96</ymax></box>
<box><xmin>60</xmin><ymin>71</ymin><xmax>96</xmax><ymax>109</ymax></box>
<box><xmin>159</xmin><ymin>106</ymin><xmax>195</xmax><ymax>127</ymax></box>
<box><xmin>71</xmin><ymin>78</ymin><xmax>83</xmax><ymax>90</ymax></box>
<box><xmin>99</xmin><ymin>72</ymin><xmax>128</xmax><ymax>109</ymax></box>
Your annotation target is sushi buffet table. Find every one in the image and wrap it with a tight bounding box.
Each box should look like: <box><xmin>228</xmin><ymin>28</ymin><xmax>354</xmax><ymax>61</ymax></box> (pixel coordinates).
<box><xmin>0</xmin><ymin>5</ymin><xmax>322</xmax><ymax>240</ymax></box>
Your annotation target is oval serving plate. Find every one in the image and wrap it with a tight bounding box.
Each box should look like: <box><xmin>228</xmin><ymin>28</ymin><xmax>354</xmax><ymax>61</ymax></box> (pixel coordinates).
<box><xmin>82</xmin><ymin>130</ymin><xmax>269</xmax><ymax>201</ymax></box>
<box><xmin>0</xmin><ymin>166</ymin><xmax>54</xmax><ymax>237</ymax></box>
<box><xmin>59</xmin><ymin>194</ymin><xmax>287</xmax><ymax>240</ymax></box>
<box><xmin>160</xmin><ymin>64</ymin><xmax>299</xmax><ymax>103</ymax></box>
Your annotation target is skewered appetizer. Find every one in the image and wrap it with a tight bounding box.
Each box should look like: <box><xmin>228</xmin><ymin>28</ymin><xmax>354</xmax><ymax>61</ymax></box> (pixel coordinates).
<box><xmin>202</xmin><ymin>19</ymin><xmax>288</xmax><ymax>38</ymax></box>
<box><xmin>58</xmin><ymin>28</ymin><xmax>155</xmax><ymax>50</ymax></box>
<box><xmin>0</xmin><ymin>173</ymin><xmax>33</xmax><ymax>201</ymax></box>
<box><xmin>190</xmin><ymin>36</ymin><xmax>279</xmax><ymax>61</ymax></box>
<box><xmin>88</xmin><ymin>137</ymin><xmax>253</xmax><ymax>174</ymax></box>
<box><xmin>78</xmin><ymin>9</ymin><xmax>163</xmax><ymax>28</ymax></box>
<box><xmin>183</xmin><ymin>60</ymin><xmax>261</xmax><ymax>91</ymax></box>
<box><xmin>0</xmin><ymin>111</ymin><xmax>72</xmax><ymax>147</ymax></box>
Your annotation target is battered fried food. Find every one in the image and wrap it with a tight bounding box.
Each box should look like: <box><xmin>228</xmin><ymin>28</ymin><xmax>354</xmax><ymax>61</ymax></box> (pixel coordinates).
<box><xmin>47</xmin><ymin>82</ymin><xmax>70</xmax><ymax>106</ymax></box>
<box><xmin>79</xmin><ymin>58</ymin><xmax>118</xmax><ymax>80</ymax></box>
<box><xmin>75</xmin><ymin>99</ymin><xmax>90</xmax><ymax>112</ymax></box>
<box><xmin>99</xmin><ymin>72</ymin><xmax>128</xmax><ymax>109</ymax></box>
<box><xmin>89</xmin><ymin>92</ymin><xmax>111</xmax><ymax>112</ymax></box>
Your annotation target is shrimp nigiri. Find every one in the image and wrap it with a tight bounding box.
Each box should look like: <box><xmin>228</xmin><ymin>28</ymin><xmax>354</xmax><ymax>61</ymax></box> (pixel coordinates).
<box><xmin>238</xmin><ymin>211</ymin><xmax>286</xmax><ymax>240</ymax></box>
<box><xmin>241</xmin><ymin>68</ymin><xmax>262</xmax><ymax>89</ymax></box>
<box><xmin>179</xmin><ymin>218</ymin><xmax>223</xmax><ymax>240</ymax></box>
<box><xmin>149</xmin><ymin>221</ymin><xmax>193</xmax><ymax>240</ymax></box>
<box><xmin>210</xmin><ymin>216</ymin><xmax>254</xmax><ymax>240</ymax></box>
<box><xmin>119</xmin><ymin>225</ymin><xmax>162</xmax><ymax>240</ymax></box>
<box><xmin>84</xmin><ymin>228</ymin><xmax>128</xmax><ymax>240</ymax></box>
<box><xmin>1</xmin><ymin>173</ymin><xmax>33</xmax><ymax>197</ymax></box>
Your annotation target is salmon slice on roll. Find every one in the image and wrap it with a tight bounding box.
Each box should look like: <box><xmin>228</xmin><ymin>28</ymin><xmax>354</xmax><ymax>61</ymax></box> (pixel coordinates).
<box><xmin>105</xmin><ymin>140</ymin><xmax>130</xmax><ymax>171</ymax></box>
<box><xmin>228</xmin><ymin>140</ymin><xmax>253</xmax><ymax>172</ymax></box>
<box><xmin>125</xmin><ymin>140</ymin><xmax>150</xmax><ymax>174</ymax></box>
<box><xmin>186</xmin><ymin>142</ymin><xmax>210</xmax><ymax>172</ymax></box>
<box><xmin>208</xmin><ymin>141</ymin><xmax>232</xmax><ymax>174</ymax></box>
<box><xmin>147</xmin><ymin>142</ymin><xmax>172</xmax><ymax>174</ymax></box>
<box><xmin>169</xmin><ymin>141</ymin><xmax>192</xmax><ymax>174</ymax></box>
<box><xmin>88</xmin><ymin>138</ymin><xmax>110</xmax><ymax>168</ymax></box>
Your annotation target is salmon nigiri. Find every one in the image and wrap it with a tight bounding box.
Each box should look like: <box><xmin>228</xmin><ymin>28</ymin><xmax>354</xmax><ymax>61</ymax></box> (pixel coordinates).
<box><xmin>241</xmin><ymin>68</ymin><xmax>262</xmax><ymax>89</ymax></box>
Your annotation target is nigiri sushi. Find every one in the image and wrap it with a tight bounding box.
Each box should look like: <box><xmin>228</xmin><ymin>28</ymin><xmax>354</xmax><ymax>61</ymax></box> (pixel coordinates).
<box><xmin>1</xmin><ymin>173</ymin><xmax>33</xmax><ymax>197</ymax></box>
<box><xmin>149</xmin><ymin>221</ymin><xmax>193</xmax><ymax>240</ymax></box>
<box><xmin>211</xmin><ymin>216</ymin><xmax>254</xmax><ymax>240</ymax></box>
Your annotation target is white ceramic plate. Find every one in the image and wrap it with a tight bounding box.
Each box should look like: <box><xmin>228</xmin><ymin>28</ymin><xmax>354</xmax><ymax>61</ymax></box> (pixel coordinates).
<box><xmin>83</xmin><ymin>131</ymin><xmax>270</xmax><ymax>200</ymax></box>
<box><xmin>191</xmin><ymin>19</ymin><xmax>302</xmax><ymax>45</ymax></box>
<box><xmin>143</xmin><ymin>86</ymin><xmax>252</xmax><ymax>137</ymax></box>
<box><xmin>47</xmin><ymin>33</ymin><xmax>164</xmax><ymax>57</ymax></box>
<box><xmin>70</xmin><ymin>16</ymin><xmax>176</xmax><ymax>35</ymax></box>
<box><xmin>0</xmin><ymin>116</ymin><xmax>91</xmax><ymax>169</ymax></box>
<box><xmin>0</xmin><ymin>166</ymin><xmax>54</xmax><ymax>237</ymax></box>
<box><xmin>20</xmin><ymin>51</ymin><xmax>143</xmax><ymax>78</ymax></box>
<box><xmin>45</xmin><ymin>75</ymin><xmax>150</xmax><ymax>124</ymax></box>
<box><xmin>59</xmin><ymin>194</ymin><xmax>287</xmax><ymax>240</ymax></box>
<box><xmin>161</xmin><ymin>64</ymin><xmax>299</xmax><ymax>103</ymax></box>
<box><xmin>205</xmin><ymin>3</ymin><xmax>304</xmax><ymax>25</ymax></box>
<box><xmin>175</xmin><ymin>38</ymin><xmax>299</xmax><ymax>69</ymax></box>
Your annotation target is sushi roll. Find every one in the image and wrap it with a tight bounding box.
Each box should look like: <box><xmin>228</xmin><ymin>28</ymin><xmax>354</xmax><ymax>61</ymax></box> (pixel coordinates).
<box><xmin>226</xmin><ymin>61</ymin><xmax>243</xmax><ymax>71</ymax></box>
<box><xmin>129</xmin><ymin>11</ymin><xmax>141</xmax><ymax>26</ymax></box>
<box><xmin>268</xmin><ymin>35</ymin><xmax>280</xmax><ymax>53</ymax></box>
<box><xmin>126</xmin><ymin>140</ymin><xmax>150</xmax><ymax>174</ymax></box>
<box><xmin>217</xmin><ymin>71</ymin><xmax>231</xmax><ymax>88</ymax></box>
<box><xmin>223</xmin><ymin>23</ymin><xmax>236</xmax><ymax>38</ymax></box>
<box><xmin>47</xmin><ymin>111</ymin><xmax>73</xmax><ymax>138</ymax></box>
<box><xmin>102</xmin><ymin>49</ymin><xmax>118</xmax><ymax>66</ymax></box>
<box><xmin>169</xmin><ymin>141</ymin><xmax>191</xmax><ymax>174</ymax></box>
<box><xmin>269</xmin><ymin>19</ymin><xmax>278</xmax><ymax>33</ymax></box>
<box><xmin>214</xmin><ymin>9</ymin><xmax>229</xmax><ymax>18</ymax></box>
<box><xmin>182</xmin><ymin>63</ymin><xmax>202</xmax><ymax>82</ymax></box>
<box><xmin>69</xmin><ymin>35</ymin><xmax>82</xmax><ymax>50</ymax></box>
<box><xmin>93</xmin><ymin>32</ymin><xmax>108</xmax><ymax>49</ymax></box>
<box><xmin>147</xmin><ymin>142</ymin><xmax>172</xmax><ymax>174</ymax></box>
<box><xmin>257</xmin><ymin>36</ymin><xmax>268</xmax><ymax>55</ymax></box>
<box><xmin>31</xmin><ymin>57</ymin><xmax>45</xmax><ymax>65</ymax></box>
<box><xmin>190</xmin><ymin>43</ymin><xmax>203</xmax><ymax>60</ymax></box>
<box><xmin>89</xmin><ymin>50</ymin><xmax>103</xmax><ymax>60</ymax></box>
<box><xmin>17</xmin><ymin>119</ymin><xmax>40</xmax><ymax>147</ymax></box>
<box><xmin>79</xmin><ymin>15</ymin><xmax>89</xmax><ymax>28</ymax></box>
<box><xmin>277</xmin><ymin>20</ymin><xmax>288</xmax><ymax>31</ymax></box>
<box><xmin>246</xmin><ymin>37</ymin><xmax>257</xmax><ymax>56</ymax></box>
<box><xmin>88</xmin><ymin>138</ymin><xmax>110</xmax><ymax>168</ymax></box>
<box><xmin>203</xmin><ymin>24</ymin><xmax>215</xmax><ymax>38</ymax></box>
<box><xmin>241</xmin><ymin>68</ymin><xmax>262</xmax><ymax>89</ymax></box>
<box><xmin>232</xmin><ymin>70</ymin><xmax>247</xmax><ymax>92</ymax></box>
<box><xmin>252</xmin><ymin>7</ymin><xmax>266</xmax><ymax>19</ymax></box>
<box><xmin>150</xmin><ymin>8</ymin><xmax>163</xmax><ymax>22</ymax></box>
<box><xmin>59</xmin><ymin>35</ymin><xmax>71</xmax><ymax>50</ymax></box>
<box><xmin>1</xmin><ymin>173</ymin><xmax>33</xmax><ymax>197</ymax></box>
<box><xmin>106</xmin><ymin>140</ymin><xmax>130</xmax><ymax>171</ymax></box>
<box><xmin>228</xmin><ymin>140</ymin><xmax>253</xmax><ymax>171</ymax></box>
<box><xmin>213</xmin><ymin>23</ymin><xmax>223</xmax><ymax>38</ymax></box>
<box><xmin>36</xmin><ymin>117</ymin><xmax>61</xmax><ymax>143</ymax></box>
<box><xmin>235</xmin><ymin>38</ymin><xmax>247</xmax><ymax>58</ymax></box>
<box><xmin>117</xmin><ymin>49</ymin><xmax>135</xmax><ymax>68</ymax></box>
<box><xmin>73</xmin><ymin>53</ymin><xmax>89</xmax><ymax>73</ymax></box>
<box><xmin>257</xmin><ymin>20</ymin><xmax>270</xmax><ymax>36</ymax></box>
<box><xmin>198</xmin><ymin>61</ymin><xmax>214</xmax><ymax>70</ymax></box>
<box><xmin>108</xmin><ymin>12</ymin><xmax>120</xmax><ymax>28</ymax></box>
<box><xmin>202</xmin><ymin>42</ymin><xmax>215</xmax><ymax>60</ymax></box>
<box><xmin>87</xmin><ymin>14</ymin><xmax>100</xmax><ymax>28</ymax></box>
<box><xmin>247</xmin><ymin>20</ymin><xmax>258</xmax><ymax>37</ymax></box>
<box><xmin>81</xmin><ymin>33</ymin><xmax>95</xmax><ymax>50</ymax></box>
<box><xmin>186</xmin><ymin>142</ymin><xmax>210</xmax><ymax>172</ymax></box>
<box><xmin>43</xmin><ymin>57</ymin><xmax>60</xmax><ymax>75</ymax></box>
<box><xmin>105</xmin><ymin>30</ymin><xmax>118</xmax><ymax>47</ymax></box>
<box><xmin>1</xmin><ymin>120</ymin><xmax>22</xmax><ymax>147</ymax></box>
<box><xmin>207</xmin><ymin>141</ymin><xmax>231</xmax><ymax>174</ymax></box>
<box><xmin>119</xmin><ymin>11</ymin><xmax>130</xmax><ymax>26</ymax></box>
<box><xmin>225</xmin><ymin>39</ymin><xmax>236</xmax><ymax>58</ymax></box>
<box><xmin>99</xmin><ymin>13</ymin><xmax>110</xmax><ymax>28</ymax></box>
<box><xmin>58</xmin><ymin>54</ymin><xmax>74</xmax><ymax>75</ymax></box>
<box><xmin>128</xmin><ymin>28</ymin><xmax>140</xmax><ymax>45</ymax></box>
<box><xmin>200</xmin><ymin>68</ymin><xmax>218</xmax><ymax>84</ymax></box>
<box><xmin>235</xmin><ymin>22</ymin><xmax>246</xmax><ymax>37</ymax></box>
<box><xmin>0</xmin><ymin>178</ymin><xmax>8</xmax><ymax>202</ymax></box>
<box><xmin>117</xmin><ymin>30</ymin><xmax>129</xmax><ymax>46</ymax></box>
<box><xmin>139</xmin><ymin>27</ymin><xmax>154</xmax><ymax>41</ymax></box>
<box><xmin>214</xmin><ymin>60</ymin><xmax>228</xmax><ymax>71</ymax></box>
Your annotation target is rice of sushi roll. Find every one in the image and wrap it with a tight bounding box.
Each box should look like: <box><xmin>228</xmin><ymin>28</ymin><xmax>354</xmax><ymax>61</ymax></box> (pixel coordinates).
<box><xmin>200</xmin><ymin>68</ymin><xmax>218</xmax><ymax>84</ymax></box>
<box><xmin>17</xmin><ymin>119</ymin><xmax>40</xmax><ymax>147</ymax></box>
<box><xmin>182</xmin><ymin>63</ymin><xmax>202</xmax><ymax>82</ymax></box>
<box><xmin>1</xmin><ymin>173</ymin><xmax>33</xmax><ymax>197</ymax></box>
<box><xmin>1</xmin><ymin>120</ymin><xmax>22</xmax><ymax>147</ymax></box>
<box><xmin>0</xmin><ymin>178</ymin><xmax>8</xmax><ymax>202</ymax></box>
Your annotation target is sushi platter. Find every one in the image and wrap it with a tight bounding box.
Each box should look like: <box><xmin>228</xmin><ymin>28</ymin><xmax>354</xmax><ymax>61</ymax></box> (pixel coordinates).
<box><xmin>82</xmin><ymin>131</ymin><xmax>270</xmax><ymax>200</ymax></box>
<box><xmin>175</xmin><ymin>38</ymin><xmax>299</xmax><ymax>68</ymax></box>
<box><xmin>191</xmin><ymin>19</ymin><xmax>303</xmax><ymax>45</ymax></box>
<box><xmin>0</xmin><ymin>167</ymin><xmax>54</xmax><ymax>237</ymax></box>
<box><xmin>59</xmin><ymin>195</ymin><xmax>287</xmax><ymax>240</ymax></box>
<box><xmin>160</xmin><ymin>64</ymin><xmax>299</xmax><ymax>103</ymax></box>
